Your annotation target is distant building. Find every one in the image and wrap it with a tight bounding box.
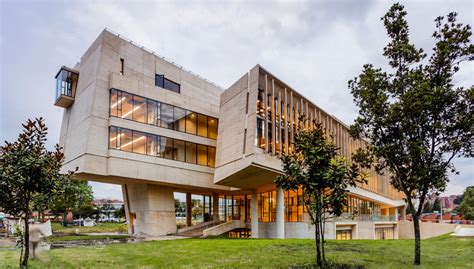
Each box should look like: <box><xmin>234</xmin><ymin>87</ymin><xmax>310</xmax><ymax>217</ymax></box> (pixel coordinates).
<box><xmin>440</xmin><ymin>195</ymin><xmax>461</xmax><ymax>212</ymax></box>
<box><xmin>93</xmin><ymin>199</ymin><xmax>124</xmax><ymax>222</ymax></box>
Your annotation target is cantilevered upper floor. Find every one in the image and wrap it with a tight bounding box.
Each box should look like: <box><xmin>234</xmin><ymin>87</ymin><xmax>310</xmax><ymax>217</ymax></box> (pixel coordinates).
<box><xmin>214</xmin><ymin>65</ymin><xmax>405</xmax><ymax>203</ymax></box>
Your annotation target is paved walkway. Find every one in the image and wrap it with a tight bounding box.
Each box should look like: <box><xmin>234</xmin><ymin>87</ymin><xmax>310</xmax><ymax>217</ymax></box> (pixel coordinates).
<box><xmin>453</xmin><ymin>227</ymin><xmax>474</xmax><ymax>237</ymax></box>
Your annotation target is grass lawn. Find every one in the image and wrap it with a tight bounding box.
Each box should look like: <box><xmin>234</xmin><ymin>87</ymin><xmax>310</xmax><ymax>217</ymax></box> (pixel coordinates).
<box><xmin>51</xmin><ymin>222</ymin><xmax>127</xmax><ymax>235</ymax></box>
<box><xmin>0</xmin><ymin>234</ymin><xmax>472</xmax><ymax>268</ymax></box>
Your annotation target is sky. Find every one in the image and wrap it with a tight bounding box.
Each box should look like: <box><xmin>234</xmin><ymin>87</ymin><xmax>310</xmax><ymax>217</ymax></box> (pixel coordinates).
<box><xmin>1</xmin><ymin>0</ymin><xmax>472</xmax><ymax>201</ymax></box>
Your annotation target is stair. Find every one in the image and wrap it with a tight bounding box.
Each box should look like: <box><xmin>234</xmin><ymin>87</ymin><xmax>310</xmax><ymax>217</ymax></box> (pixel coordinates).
<box><xmin>176</xmin><ymin>220</ymin><xmax>224</xmax><ymax>238</ymax></box>
<box><xmin>202</xmin><ymin>220</ymin><xmax>246</xmax><ymax>238</ymax></box>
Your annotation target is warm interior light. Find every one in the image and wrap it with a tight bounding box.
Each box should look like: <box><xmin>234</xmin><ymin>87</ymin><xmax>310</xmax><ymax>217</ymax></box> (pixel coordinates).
<box><xmin>110</xmin><ymin>133</ymin><xmax>124</xmax><ymax>141</ymax></box>
<box><xmin>119</xmin><ymin>135</ymin><xmax>145</xmax><ymax>149</ymax></box>
<box><xmin>121</xmin><ymin>104</ymin><xmax>143</xmax><ymax>118</ymax></box>
<box><xmin>111</xmin><ymin>97</ymin><xmax>126</xmax><ymax>109</ymax></box>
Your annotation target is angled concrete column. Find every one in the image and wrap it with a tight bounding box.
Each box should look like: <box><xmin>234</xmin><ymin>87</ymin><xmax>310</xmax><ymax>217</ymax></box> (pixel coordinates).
<box><xmin>400</xmin><ymin>205</ymin><xmax>406</xmax><ymax>221</ymax></box>
<box><xmin>126</xmin><ymin>183</ymin><xmax>176</xmax><ymax>236</ymax></box>
<box><xmin>276</xmin><ymin>188</ymin><xmax>285</xmax><ymax>238</ymax></box>
<box><xmin>213</xmin><ymin>193</ymin><xmax>219</xmax><ymax>221</ymax></box>
<box><xmin>121</xmin><ymin>184</ymin><xmax>132</xmax><ymax>235</ymax></box>
<box><xmin>251</xmin><ymin>190</ymin><xmax>259</xmax><ymax>238</ymax></box>
<box><xmin>186</xmin><ymin>193</ymin><xmax>192</xmax><ymax>227</ymax></box>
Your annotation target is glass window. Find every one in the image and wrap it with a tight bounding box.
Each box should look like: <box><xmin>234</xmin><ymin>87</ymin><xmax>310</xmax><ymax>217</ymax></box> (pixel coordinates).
<box><xmin>147</xmin><ymin>100</ymin><xmax>159</xmax><ymax>126</ymax></box>
<box><xmin>109</xmin><ymin>126</ymin><xmax>117</xmax><ymax>149</ymax></box>
<box><xmin>146</xmin><ymin>134</ymin><xmax>158</xmax><ymax>156</ymax></box>
<box><xmin>132</xmin><ymin>131</ymin><xmax>146</xmax><ymax>154</ymax></box>
<box><xmin>268</xmin><ymin>122</ymin><xmax>273</xmax><ymax>153</ymax></box>
<box><xmin>208</xmin><ymin>117</ymin><xmax>218</xmax><ymax>139</ymax></box>
<box><xmin>197</xmin><ymin>114</ymin><xmax>208</xmax><ymax>137</ymax></box>
<box><xmin>160</xmin><ymin>103</ymin><xmax>174</xmax><ymax>129</ymax></box>
<box><xmin>121</xmin><ymin>92</ymin><xmax>134</xmax><ymax>120</ymax></box>
<box><xmin>186</xmin><ymin>112</ymin><xmax>197</xmax><ymax>135</ymax></box>
<box><xmin>185</xmin><ymin>142</ymin><xmax>197</xmax><ymax>164</ymax></box>
<box><xmin>197</xmin><ymin>145</ymin><xmax>208</xmax><ymax>166</ymax></box>
<box><xmin>174</xmin><ymin>139</ymin><xmax>185</xmax><ymax>162</ymax></box>
<box><xmin>155</xmin><ymin>74</ymin><xmax>164</xmax><ymax>88</ymax></box>
<box><xmin>164</xmin><ymin>78</ymin><xmax>180</xmax><ymax>93</ymax></box>
<box><xmin>119</xmin><ymin>128</ymin><xmax>133</xmax><ymax>152</ymax></box>
<box><xmin>160</xmin><ymin>137</ymin><xmax>174</xmax><ymax>159</ymax></box>
<box><xmin>207</xmin><ymin>147</ymin><xmax>216</xmax><ymax>167</ymax></box>
<box><xmin>110</xmin><ymin>89</ymin><xmax>118</xmax><ymax>117</ymax></box>
<box><xmin>132</xmin><ymin>96</ymin><xmax>146</xmax><ymax>123</ymax></box>
<box><xmin>256</xmin><ymin>117</ymin><xmax>265</xmax><ymax>148</ymax></box>
<box><xmin>174</xmin><ymin>107</ymin><xmax>186</xmax><ymax>132</ymax></box>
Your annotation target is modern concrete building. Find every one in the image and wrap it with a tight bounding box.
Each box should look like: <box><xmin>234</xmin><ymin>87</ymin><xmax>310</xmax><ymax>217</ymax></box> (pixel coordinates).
<box><xmin>55</xmin><ymin>29</ymin><xmax>406</xmax><ymax>240</ymax></box>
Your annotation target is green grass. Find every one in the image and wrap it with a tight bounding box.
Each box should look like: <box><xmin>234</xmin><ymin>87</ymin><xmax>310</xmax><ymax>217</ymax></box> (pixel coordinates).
<box><xmin>51</xmin><ymin>222</ymin><xmax>127</xmax><ymax>235</ymax></box>
<box><xmin>0</xmin><ymin>234</ymin><xmax>472</xmax><ymax>268</ymax></box>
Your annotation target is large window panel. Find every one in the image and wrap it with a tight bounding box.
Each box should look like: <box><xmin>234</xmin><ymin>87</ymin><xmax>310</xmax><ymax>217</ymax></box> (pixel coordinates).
<box><xmin>147</xmin><ymin>99</ymin><xmax>159</xmax><ymax>126</ymax></box>
<box><xmin>120</xmin><ymin>92</ymin><xmax>134</xmax><ymax>120</ymax></box>
<box><xmin>208</xmin><ymin>117</ymin><xmax>218</xmax><ymax>139</ymax></box>
<box><xmin>185</xmin><ymin>112</ymin><xmax>197</xmax><ymax>135</ymax></box>
<box><xmin>197</xmin><ymin>114</ymin><xmax>208</xmax><ymax>137</ymax></box>
<box><xmin>174</xmin><ymin>107</ymin><xmax>186</xmax><ymax>132</ymax></box>
<box><xmin>174</xmin><ymin>139</ymin><xmax>185</xmax><ymax>162</ymax></box>
<box><xmin>146</xmin><ymin>134</ymin><xmax>158</xmax><ymax>156</ymax></box>
<box><xmin>132</xmin><ymin>131</ymin><xmax>146</xmax><ymax>154</ymax></box>
<box><xmin>132</xmin><ymin>95</ymin><xmax>146</xmax><ymax>123</ymax></box>
<box><xmin>119</xmin><ymin>128</ymin><xmax>133</xmax><ymax>152</ymax></box>
<box><xmin>197</xmin><ymin>145</ymin><xmax>208</xmax><ymax>166</ymax></box>
<box><xmin>160</xmin><ymin>137</ymin><xmax>174</xmax><ymax>159</ymax></box>
<box><xmin>160</xmin><ymin>103</ymin><xmax>174</xmax><ymax>129</ymax></box>
<box><xmin>109</xmin><ymin>126</ymin><xmax>118</xmax><ymax>149</ymax></box>
<box><xmin>185</xmin><ymin>142</ymin><xmax>197</xmax><ymax>164</ymax></box>
<box><xmin>110</xmin><ymin>89</ymin><xmax>119</xmax><ymax>117</ymax></box>
<box><xmin>256</xmin><ymin>117</ymin><xmax>265</xmax><ymax>148</ymax></box>
<box><xmin>207</xmin><ymin>147</ymin><xmax>216</xmax><ymax>167</ymax></box>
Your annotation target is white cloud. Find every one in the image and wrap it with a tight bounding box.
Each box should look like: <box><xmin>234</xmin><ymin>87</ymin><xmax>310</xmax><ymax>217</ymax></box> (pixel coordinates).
<box><xmin>1</xmin><ymin>0</ymin><xmax>472</xmax><ymax>198</ymax></box>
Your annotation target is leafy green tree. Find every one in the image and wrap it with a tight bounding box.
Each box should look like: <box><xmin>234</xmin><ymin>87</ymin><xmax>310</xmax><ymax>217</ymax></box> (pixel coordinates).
<box><xmin>422</xmin><ymin>201</ymin><xmax>432</xmax><ymax>213</ymax></box>
<box><xmin>458</xmin><ymin>186</ymin><xmax>474</xmax><ymax>220</ymax></box>
<box><xmin>275</xmin><ymin>122</ymin><xmax>365</xmax><ymax>267</ymax></box>
<box><xmin>432</xmin><ymin>197</ymin><xmax>441</xmax><ymax>212</ymax></box>
<box><xmin>50</xmin><ymin>180</ymin><xmax>93</xmax><ymax>225</ymax></box>
<box><xmin>114</xmin><ymin>205</ymin><xmax>126</xmax><ymax>221</ymax></box>
<box><xmin>0</xmin><ymin>118</ymin><xmax>74</xmax><ymax>267</ymax></box>
<box><xmin>349</xmin><ymin>3</ymin><xmax>473</xmax><ymax>265</ymax></box>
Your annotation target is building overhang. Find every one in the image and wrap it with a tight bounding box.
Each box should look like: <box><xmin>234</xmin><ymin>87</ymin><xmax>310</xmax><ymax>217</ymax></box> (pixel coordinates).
<box><xmin>347</xmin><ymin>186</ymin><xmax>406</xmax><ymax>208</ymax></box>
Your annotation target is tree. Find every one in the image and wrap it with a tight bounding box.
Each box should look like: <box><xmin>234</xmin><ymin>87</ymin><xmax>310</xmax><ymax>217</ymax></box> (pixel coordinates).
<box><xmin>114</xmin><ymin>205</ymin><xmax>126</xmax><ymax>221</ymax></box>
<box><xmin>348</xmin><ymin>3</ymin><xmax>473</xmax><ymax>265</ymax></box>
<box><xmin>432</xmin><ymin>197</ymin><xmax>441</xmax><ymax>212</ymax></box>
<box><xmin>0</xmin><ymin>118</ymin><xmax>74</xmax><ymax>267</ymax></box>
<box><xmin>275</xmin><ymin>122</ymin><xmax>365</xmax><ymax>267</ymax></box>
<box><xmin>50</xmin><ymin>180</ymin><xmax>93</xmax><ymax>225</ymax></box>
<box><xmin>458</xmin><ymin>186</ymin><xmax>474</xmax><ymax>220</ymax></box>
<box><xmin>422</xmin><ymin>200</ymin><xmax>432</xmax><ymax>213</ymax></box>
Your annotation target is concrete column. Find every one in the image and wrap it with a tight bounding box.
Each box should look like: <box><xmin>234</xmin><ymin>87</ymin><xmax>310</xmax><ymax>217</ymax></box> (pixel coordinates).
<box><xmin>126</xmin><ymin>183</ymin><xmax>176</xmax><ymax>236</ymax></box>
<box><xmin>121</xmin><ymin>184</ymin><xmax>133</xmax><ymax>235</ymax></box>
<box><xmin>186</xmin><ymin>193</ymin><xmax>192</xmax><ymax>227</ymax></box>
<box><xmin>251</xmin><ymin>190</ymin><xmax>259</xmax><ymax>238</ymax></box>
<box><xmin>212</xmin><ymin>193</ymin><xmax>219</xmax><ymax>221</ymax></box>
<box><xmin>276</xmin><ymin>188</ymin><xmax>285</xmax><ymax>239</ymax></box>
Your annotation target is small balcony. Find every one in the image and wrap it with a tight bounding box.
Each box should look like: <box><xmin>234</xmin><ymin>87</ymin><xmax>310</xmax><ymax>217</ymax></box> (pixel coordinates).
<box><xmin>54</xmin><ymin>66</ymin><xmax>79</xmax><ymax>108</ymax></box>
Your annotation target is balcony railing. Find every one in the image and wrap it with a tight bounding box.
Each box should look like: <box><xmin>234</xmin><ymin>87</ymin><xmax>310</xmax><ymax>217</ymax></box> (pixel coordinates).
<box><xmin>54</xmin><ymin>66</ymin><xmax>79</xmax><ymax>108</ymax></box>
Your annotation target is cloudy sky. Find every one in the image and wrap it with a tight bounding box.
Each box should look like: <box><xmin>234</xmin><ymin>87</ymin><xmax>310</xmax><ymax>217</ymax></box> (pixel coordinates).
<box><xmin>1</xmin><ymin>0</ymin><xmax>472</xmax><ymax>201</ymax></box>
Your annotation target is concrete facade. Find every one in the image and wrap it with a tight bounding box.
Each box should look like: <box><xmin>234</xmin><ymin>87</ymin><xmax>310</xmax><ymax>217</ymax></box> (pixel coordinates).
<box><xmin>55</xmin><ymin>29</ymin><xmax>406</xmax><ymax>239</ymax></box>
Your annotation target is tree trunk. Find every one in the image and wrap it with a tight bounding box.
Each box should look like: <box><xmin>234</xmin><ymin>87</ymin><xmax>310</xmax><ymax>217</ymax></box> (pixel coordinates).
<box><xmin>21</xmin><ymin>215</ymin><xmax>30</xmax><ymax>268</ymax></box>
<box><xmin>315</xmin><ymin>218</ymin><xmax>322</xmax><ymax>267</ymax></box>
<box><xmin>321</xmin><ymin>217</ymin><xmax>326</xmax><ymax>262</ymax></box>
<box><xmin>413</xmin><ymin>214</ymin><xmax>421</xmax><ymax>265</ymax></box>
